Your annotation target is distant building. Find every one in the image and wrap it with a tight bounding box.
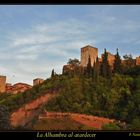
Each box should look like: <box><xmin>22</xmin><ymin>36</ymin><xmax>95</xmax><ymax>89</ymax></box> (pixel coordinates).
<box><xmin>0</xmin><ymin>75</ymin><xmax>6</xmax><ymax>93</ymax></box>
<box><xmin>81</xmin><ymin>45</ymin><xmax>98</xmax><ymax>67</ymax></box>
<box><xmin>106</xmin><ymin>52</ymin><xmax>116</xmax><ymax>68</ymax></box>
<box><xmin>136</xmin><ymin>56</ymin><xmax>140</xmax><ymax>65</ymax></box>
<box><xmin>63</xmin><ymin>46</ymin><xmax>140</xmax><ymax>75</ymax></box>
<box><xmin>33</xmin><ymin>78</ymin><xmax>44</xmax><ymax>86</ymax></box>
<box><xmin>101</xmin><ymin>52</ymin><xmax>116</xmax><ymax>69</ymax></box>
<box><xmin>63</xmin><ymin>65</ymin><xmax>74</xmax><ymax>75</ymax></box>
<box><xmin>62</xmin><ymin>64</ymin><xmax>83</xmax><ymax>75</ymax></box>
<box><xmin>11</xmin><ymin>83</ymin><xmax>32</xmax><ymax>94</ymax></box>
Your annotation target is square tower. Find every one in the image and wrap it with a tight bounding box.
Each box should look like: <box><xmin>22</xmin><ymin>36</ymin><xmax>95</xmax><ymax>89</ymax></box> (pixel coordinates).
<box><xmin>81</xmin><ymin>45</ymin><xmax>98</xmax><ymax>67</ymax></box>
<box><xmin>0</xmin><ymin>75</ymin><xmax>6</xmax><ymax>93</ymax></box>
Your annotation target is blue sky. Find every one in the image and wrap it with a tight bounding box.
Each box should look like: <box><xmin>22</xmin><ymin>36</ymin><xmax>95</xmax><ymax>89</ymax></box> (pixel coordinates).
<box><xmin>0</xmin><ymin>5</ymin><xmax>140</xmax><ymax>85</ymax></box>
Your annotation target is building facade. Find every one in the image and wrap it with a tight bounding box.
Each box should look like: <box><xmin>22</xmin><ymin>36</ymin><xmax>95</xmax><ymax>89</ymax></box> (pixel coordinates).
<box><xmin>0</xmin><ymin>75</ymin><xmax>6</xmax><ymax>93</ymax></box>
<box><xmin>136</xmin><ymin>56</ymin><xmax>140</xmax><ymax>65</ymax></box>
<box><xmin>81</xmin><ymin>45</ymin><xmax>98</xmax><ymax>67</ymax></box>
<box><xmin>101</xmin><ymin>52</ymin><xmax>116</xmax><ymax>69</ymax></box>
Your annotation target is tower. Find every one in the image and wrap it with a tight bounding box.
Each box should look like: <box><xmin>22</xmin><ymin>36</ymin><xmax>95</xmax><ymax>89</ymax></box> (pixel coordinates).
<box><xmin>81</xmin><ymin>45</ymin><xmax>98</xmax><ymax>67</ymax></box>
<box><xmin>0</xmin><ymin>75</ymin><xmax>6</xmax><ymax>93</ymax></box>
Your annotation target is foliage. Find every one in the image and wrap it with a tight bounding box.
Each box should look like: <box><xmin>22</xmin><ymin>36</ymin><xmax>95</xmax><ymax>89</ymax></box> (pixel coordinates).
<box><xmin>93</xmin><ymin>57</ymin><xmax>100</xmax><ymax>82</ymax></box>
<box><xmin>102</xmin><ymin>123</ymin><xmax>120</xmax><ymax>130</ymax></box>
<box><xmin>100</xmin><ymin>49</ymin><xmax>111</xmax><ymax>77</ymax></box>
<box><xmin>122</xmin><ymin>54</ymin><xmax>135</xmax><ymax>73</ymax></box>
<box><xmin>0</xmin><ymin>76</ymin><xmax>63</xmax><ymax>113</ymax></box>
<box><xmin>113</xmin><ymin>48</ymin><xmax>122</xmax><ymax>74</ymax></box>
<box><xmin>51</xmin><ymin>69</ymin><xmax>55</xmax><ymax>78</ymax></box>
<box><xmin>129</xmin><ymin>118</ymin><xmax>140</xmax><ymax>130</ymax></box>
<box><xmin>45</xmin><ymin>73</ymin><xmax>140</xmax><ymax>130</ymax></box>
<box><xmin>0</xmin><ymin>105</ymin><xmax>12</xmax><ymax>130</ymax></box>
<box><xmin>86</xmin><ymin>55</ymin><xmax>92</xmax><ymax>77</ymax></box>
<box><xmin>67</xmin><ymin>58</ymin><xmax>80</xmax><ymax>66</ymax></box>
<box><xmin>33</xmin><ymin>118</ymin><xmax>95</xmax><ymax>130</ymax></box>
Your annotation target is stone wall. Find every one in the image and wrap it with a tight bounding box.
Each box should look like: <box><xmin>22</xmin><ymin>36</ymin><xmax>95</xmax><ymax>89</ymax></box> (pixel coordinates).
<box><xmin>0</xmin><ymin>75</ymin><xmax>6</xmax><ymax>93</ymax></box>
<box><xmin>136</xmin><ymin>56</ymin><xmax>140</xmax><ymax>65</ymax></box>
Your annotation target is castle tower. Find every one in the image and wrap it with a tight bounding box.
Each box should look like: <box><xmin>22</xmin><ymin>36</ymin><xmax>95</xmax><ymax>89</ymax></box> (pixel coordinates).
<box><xmin>81</xmin><ymin>45</ymin><xmax>98</xmax><ymax>67</ymax></box>
<box><xmin>0</xmin><ymin>75</ymin><xmax>6</xmax><ymax>93</ymax></box>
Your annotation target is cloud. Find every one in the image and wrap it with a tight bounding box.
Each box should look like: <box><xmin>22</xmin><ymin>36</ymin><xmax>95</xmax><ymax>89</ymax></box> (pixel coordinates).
<box><xmin>0</xmin><ymin>19</ymin><xmax>97</xmax><ymax>85</ymax></box>
<box><xmin>13</xmin><ymin>34</ymin><xmax>58</xmax><ymax>47</ymax></box>
<box><xmin>8</xmin><ymin>18</ymin><xmax>96</xmax><ymax>60</ymax></box>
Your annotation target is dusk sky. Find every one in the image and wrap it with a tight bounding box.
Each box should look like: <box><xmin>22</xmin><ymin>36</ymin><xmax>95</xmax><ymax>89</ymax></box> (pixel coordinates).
<box><xmin>0</xmin><ymin>5</ymin><xmax>140</xmax><ymax>85</ymax></box>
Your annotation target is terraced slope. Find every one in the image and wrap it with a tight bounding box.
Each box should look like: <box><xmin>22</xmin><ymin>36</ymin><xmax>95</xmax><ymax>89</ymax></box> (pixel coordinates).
<box><xmin>10</xmin><ymin>92</ymin><xmax>58</xmax><ymax>127</ymax></box>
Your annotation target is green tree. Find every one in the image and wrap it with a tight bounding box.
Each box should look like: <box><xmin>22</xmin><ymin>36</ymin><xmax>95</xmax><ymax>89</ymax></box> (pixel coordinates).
<box><xmin>129</xmin><ymin>118</ymin><xmax>140</xmax><ymax>130</ymax></box>
<box><xmin>93</xmin><ymin>57</ymin><xmax>100</xmax><ymax>82</ymax></box>
<box><xmin>51</xmin><ymin>69</ymin><xmax>55</xmax><ymax>78</ymax></box>
<box><xmin>0</xmin><ymin>105</ymin><xmax>12</xmax><ymax>130</ymax></box>
<box><xmin>67</xmin><ymin>58</ymin><xmax>80</xmax><ymax>66</ymax></box>
<box><xmin>113</xmin><ymin>48</ymin><xmax>122</xmax><ymax>74</ymax></box>
<box><xmin>123</xmin><ymin>54</ymin><xmax>135</xmax><ymax>73</ymax></box>
<box><xmin>86</xmin><ymin>55</ymin><xmax>92</xmax><ymax>77</ymax></box>
<box><xmin>66</xmin><ymin>58</ymin><xmax>81</xmax><ymax>76</ymax></box>
<box><xmin>100</xmin><ymin>49</ymin><xmax>111</xmax><ymax>77</ymax></box>
<box><xmin>102</xmin><ymin>123</ymin><xmax>120</xmax><ymax>130</ymax></box>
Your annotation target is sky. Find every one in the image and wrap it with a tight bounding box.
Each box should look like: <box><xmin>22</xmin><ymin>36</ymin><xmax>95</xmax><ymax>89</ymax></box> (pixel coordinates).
<box><xmin>0</xmin><ymin>5</ymin><xmax>140</xmax><ymax>85</ymax></box>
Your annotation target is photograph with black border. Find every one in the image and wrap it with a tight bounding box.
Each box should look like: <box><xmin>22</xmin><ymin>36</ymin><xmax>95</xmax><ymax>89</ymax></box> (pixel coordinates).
<box><xmin>0</xmin><ymin>2</ymin><xmax>140</xmax><ymax>139</ymax></box>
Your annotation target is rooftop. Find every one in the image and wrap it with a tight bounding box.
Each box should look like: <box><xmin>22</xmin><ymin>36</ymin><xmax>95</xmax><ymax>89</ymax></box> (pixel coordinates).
<box><xmin>81</xmin><ymin>45</ymin><xmax>98</xmax><ymax>50</ymax></box>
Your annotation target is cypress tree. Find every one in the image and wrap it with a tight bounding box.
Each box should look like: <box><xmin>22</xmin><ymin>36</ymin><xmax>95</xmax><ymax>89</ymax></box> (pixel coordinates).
<box><xmin>93</xmin><ymin>57</ymin><xmax>100</xmax><ymax>82</ymax></box>
<box><xmin>100</xmin><ymin>48</ymin><xmax>111</xmax><ymax>77</ymax></box>
<box><xmin>95</xmin><ymin>57</ymin><xmax>100</xmax><ymax>81</ymax></box>
<box><xmin>51</xmin><ymin>69</ymin><xmax>55</xmax><ymax>78</ymax></box>
<box><xmin>113</xmin><ymin>48</ymin><xmax>122</xmax><ymax>74</ymax></box>
<box><xmin>86</xmin><ymin>55</ymin><xmax>92</xmax><ymax>77</ymax></box>
<box><xmin>0</xmin><ymin>105</ymin><xmax>12</xmax><ymax>130</ymax></box>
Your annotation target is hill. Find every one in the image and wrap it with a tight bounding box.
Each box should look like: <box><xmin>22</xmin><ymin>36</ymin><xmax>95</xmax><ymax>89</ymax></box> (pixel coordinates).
<box><xmin>0</xmin><ymin>67</ymin><xmax>140</xmax><ymax>130</ymax></box>
<box><xmin>44</xmin><ymin>73</ymin><xmax>140</xmax><ymax>130</ymax></box>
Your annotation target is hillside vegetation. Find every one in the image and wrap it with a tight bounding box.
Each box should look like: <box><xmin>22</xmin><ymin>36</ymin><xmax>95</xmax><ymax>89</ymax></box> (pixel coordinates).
<box><xmin>33</xmin><ymin>117</ymin><xmax>95</xmax><ymax>130</ymax></box>
<box><xmin>44</xmin><ymin>73</ymin><xmax>140</xmax><ymax>130</ymax></box>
